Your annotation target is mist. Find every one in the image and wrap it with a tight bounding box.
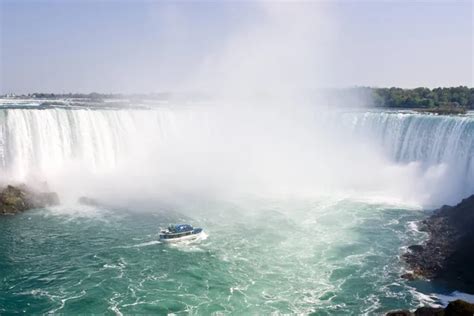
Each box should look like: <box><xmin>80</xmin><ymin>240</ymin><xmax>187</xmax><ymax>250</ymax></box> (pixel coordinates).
<box><xmin>1</xmin><ymin>2</ymin><xmax>471</xmax><ymax>210</ymax></box>
<box><xmin>15</xmin><ymin>102</ymin><xmax>463</xmax><ymax>211</ymax></box>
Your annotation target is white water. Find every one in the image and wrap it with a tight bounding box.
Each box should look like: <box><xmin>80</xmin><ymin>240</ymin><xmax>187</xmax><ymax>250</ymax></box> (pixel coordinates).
<box><xmin>0</xmin><ymin>108</ymin><xmax>191</xmax><ymax>178</ymax></box>
<box><xmin>0</xmin><ymin>106</ymin><xmax>472</xmax><ymax>207</ymax></box>
<box><xmin>348</xmin><ymin>111</ymin><xmax>474</xmax><ymax>205</ymax></box>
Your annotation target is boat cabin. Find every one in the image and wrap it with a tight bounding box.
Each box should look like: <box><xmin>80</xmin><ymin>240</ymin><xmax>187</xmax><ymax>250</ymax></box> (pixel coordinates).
<box><xmin>160</xmin><ymin>224</ymin><xmax>195</xmax><ymax>240</ymax></box>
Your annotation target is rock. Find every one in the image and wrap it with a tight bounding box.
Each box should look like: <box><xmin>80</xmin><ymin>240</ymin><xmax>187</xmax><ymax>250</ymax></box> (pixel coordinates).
<box><xmin>403</xmin><ymin>194</ymin><xmax>474</xmax><ymax>292</ymax></box>
<box><xmin>0</xmin><ymin>184</ymin><xmax>59</xmax><ymax>215</ymax></box>
<box><xmin>401</xmin><ymin>273</ymin><xmax>416</xmax><ymax>281</ymax></box>
<box><xmin>78</xmin><ymin>196</ymin><xmax>100</xmax><ymax>206</ymax></box>
<box><xmin>444</xmin><ymin>299</ymin><xmax>474</xmax><ymax>316</ymax></box>
<box><xmin>39</xmin><ymin>192</ymin><xmax>59</xmax><ymax>206</ymax></box>
<box><xmin>0</xmin><ymin>185</ymin><xmax>27</xmax><ymax>213</ymax></box>
<box><xmin>414</xmin><ymin>306</ymin><xmax>444</xmax><ymax>316</ymax></box>
<box><xmin>408</xmin><ymin>245</ymin><xmax>424</xmax><ymax>252</ymax></box>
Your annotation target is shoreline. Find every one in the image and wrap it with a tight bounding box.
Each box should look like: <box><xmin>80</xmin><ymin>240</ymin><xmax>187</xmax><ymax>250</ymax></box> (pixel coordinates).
<box><xmin>402</xmin><ymin>195</ymin><xmax>474</xmax><ymax>293</ymax></box>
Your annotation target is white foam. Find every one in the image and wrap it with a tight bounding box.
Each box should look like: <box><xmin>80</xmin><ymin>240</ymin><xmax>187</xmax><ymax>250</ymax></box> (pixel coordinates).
<box><xmin>167</xmin><ymin>232</ymin><xmax>209</xmax><ymax>252</ymax></box>
<box><xmin>407</xmin><ymin>221</ymin><xmax>421</xmax><ymax>233</ymax></box>
<box><xmin>436</xmin><ymin>291</ymin><xmax>474</xmax><ymax>306</ymax></box>
<box><xmin>131</xmin><ymin>240</ymin><xmax>162</xmax><ymax>248</ymax></box>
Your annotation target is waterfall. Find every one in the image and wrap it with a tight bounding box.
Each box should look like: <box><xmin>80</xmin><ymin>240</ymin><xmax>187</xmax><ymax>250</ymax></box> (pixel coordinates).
<box><xmin>349</xmin><ymin>112</ymin><xmax>474</xmax><ymax>166</ymax></box>
<box><xmin>0</xmin><ymin>106</ymin><xmax>472</xmax><ymax>206</ymax></box>
<box><xmin>0</xmin><ymin>108</ymin><xmax>206</xmax><ymax>180</ymax></box>
<box><xmin>348</xmin><ymin>111</ymin><xmax>474</xmax><ymax>202</ymax></box>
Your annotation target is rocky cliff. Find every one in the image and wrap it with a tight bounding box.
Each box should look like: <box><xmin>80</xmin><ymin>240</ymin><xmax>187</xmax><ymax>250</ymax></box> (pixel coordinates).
<box><xmin>403</xmin><ymin>195</ymin><xmax>474</xmax><ymax>292</ymax></box>
<box><xmin>0</xmin><ymin>184</ymin><xmax>59</xmax><ymax>215</ymax></box>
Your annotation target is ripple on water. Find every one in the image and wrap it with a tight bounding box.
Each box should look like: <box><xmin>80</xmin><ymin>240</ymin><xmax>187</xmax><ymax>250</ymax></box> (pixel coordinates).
<box><xmin>0</xmin><ymin>199</ymin><xmax>434</xmax><ymax>314</ymax></box>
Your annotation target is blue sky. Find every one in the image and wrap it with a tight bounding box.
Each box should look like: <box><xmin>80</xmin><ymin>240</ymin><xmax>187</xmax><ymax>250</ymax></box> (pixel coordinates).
<box><xmin>0</xmin><ymin>0</ymin><xmax>472</xmax><ymax>94</ymax></box>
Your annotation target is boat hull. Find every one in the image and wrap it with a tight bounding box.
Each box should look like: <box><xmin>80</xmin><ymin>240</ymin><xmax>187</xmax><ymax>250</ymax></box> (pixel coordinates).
<box><xmin>159</xmin><ymin>231</ymin><xmax>203</xmax><ymax>243</ymax></box>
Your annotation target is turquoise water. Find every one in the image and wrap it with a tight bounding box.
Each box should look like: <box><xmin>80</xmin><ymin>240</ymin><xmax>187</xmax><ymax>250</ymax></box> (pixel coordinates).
<box><xmin>0</xmin><ymin>103</ymin><xmax>472</xmax><ymax>314</ymax></box>
<box><xmin>0</xmin><ymin>198</ymin><xmax>437</xmax><ymax>314</ymax></box>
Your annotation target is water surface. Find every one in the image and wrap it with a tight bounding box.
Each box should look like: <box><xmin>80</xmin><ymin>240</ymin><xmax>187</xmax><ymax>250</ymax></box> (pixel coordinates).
<box><xmin>0</xmin><ymin>199</ymin><xmax>436</xmax><ymax>314</ymax></box>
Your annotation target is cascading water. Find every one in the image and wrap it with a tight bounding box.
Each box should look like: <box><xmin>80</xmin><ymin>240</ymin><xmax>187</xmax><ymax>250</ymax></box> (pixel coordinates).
<box><xmin>350</xmin><ymin>111</ymin><xmax>474</xmax><ymax>171</ymax></box>
<box><xmin>0</xmin><ymin>106</ymin><xmax>473</xmax><ymax>206</ymax></box>
<box><xmin>347</xmin><ymin>111</ymin><xmax>474</xmax><ymax>204</ymax></box>
<box><xmin>0</xmin><ymin>108</ymin><xmax>203</xmax><ymax>180</ymax></box>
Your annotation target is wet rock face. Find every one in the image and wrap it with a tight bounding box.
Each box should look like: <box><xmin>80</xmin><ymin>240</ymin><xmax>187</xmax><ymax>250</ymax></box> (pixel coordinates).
<box><xmin>0</xmin><ymin>185</ymin><xmax>59</xmax><ymax>215</ymax></box>
<box><xmin>444</xmin><ymin>299</ymin><xmax>474</xmax><ymax>315</ymax></box>
<box><xmin>403</xmin><ymin>195</ymin><xmax>474</xmax><ymax>292</ymax></box>
<box><xmin>413</xmin><ymin>306</ymin><xmax>445</xmax><ymax>316</ymax></box>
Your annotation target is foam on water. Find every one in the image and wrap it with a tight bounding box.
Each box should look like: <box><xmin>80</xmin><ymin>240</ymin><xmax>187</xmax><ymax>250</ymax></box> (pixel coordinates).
<box><xmin>436</xmin><ymin>291</ymin><xmax>474</xmax><ymax>306</ymax></box>
<box><xmin>166</xmin><ymin>232</ymin><xmax>209</xmax><ymax>252</ymax></box>
<box><xmin>1</xmin><ymin>198</ymin><xmax>428</xmax><ymax>314</ymax></box>
<box><xmin>130</xmin><ymin>240</ymin><xmax>162</xmax><ymax>248</ymax></box>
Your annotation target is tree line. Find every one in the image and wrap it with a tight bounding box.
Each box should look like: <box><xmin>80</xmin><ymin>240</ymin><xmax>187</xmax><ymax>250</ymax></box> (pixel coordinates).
<box><xmin>6</xmin><ymin>87</ymin><xmax>474</xmax><ymax>109</ymax></box>
<box><xmin>370</xmin><ymin>86</ymin><xmax>474</xmax><ymax>109</ymax></box>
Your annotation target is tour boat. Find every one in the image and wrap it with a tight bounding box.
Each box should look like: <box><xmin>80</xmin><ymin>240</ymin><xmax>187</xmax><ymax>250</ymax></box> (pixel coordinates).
<box><xmin>159</xmin><ymin>224</ymin><xmax>203</xmax><ymax>242</ymax></box>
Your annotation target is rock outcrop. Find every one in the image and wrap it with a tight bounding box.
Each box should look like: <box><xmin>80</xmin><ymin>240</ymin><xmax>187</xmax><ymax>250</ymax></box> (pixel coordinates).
<box><xmin>78</xmin><ymin>196</ymin><xmax>101</xmax><ymax>207</ymax></box>
<box><xmin>403</xmin><ymin>195</ymin><xmax>474</xmax><ymax>292</ymax></box>
<box><xmin>0</xmin><ymin>184</ymin><xmax>59</xmax><ymax>215</ymax></box>
<box><xmin>386</xmin><ymin>299</ymin><xmax>474</xmax><ymax>316</ymax></box>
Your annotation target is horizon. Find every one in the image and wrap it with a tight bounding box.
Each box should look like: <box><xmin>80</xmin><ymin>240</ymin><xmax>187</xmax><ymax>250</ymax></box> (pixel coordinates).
<box><xmin>1</xmin><ymin>85</ymin><xmax>473</xmax><ymax>97</ymax></box>
<box><xmin>1</xmin><ymin>0</ymin><xmax>473</xmax><ymax>95</ymax></box>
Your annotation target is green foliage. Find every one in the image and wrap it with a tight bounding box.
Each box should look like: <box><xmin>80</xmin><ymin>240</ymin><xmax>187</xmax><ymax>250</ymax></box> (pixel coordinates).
<box><xmin>370</xmin><ymin>86</ymin><xmax>474</xmax><ymax>109</ymax></box>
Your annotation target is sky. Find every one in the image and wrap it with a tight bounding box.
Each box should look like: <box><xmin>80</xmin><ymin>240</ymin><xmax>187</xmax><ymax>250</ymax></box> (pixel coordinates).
<box><xmin>0</xmin><ymin>0</ymin><xmax>472</xmax><ymax>94</ymax></box>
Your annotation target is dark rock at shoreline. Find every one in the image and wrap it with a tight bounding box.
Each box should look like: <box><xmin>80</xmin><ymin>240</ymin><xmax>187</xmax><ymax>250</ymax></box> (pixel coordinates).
<box><xmin>413</xmin><ymin>306</ymin><xmax>445</xmax><ymax>316</ymax></box>
<box><xmin>386</xmin><ymin>299</ymin><xmax>474</xmax><ymax>316</ymax></box>
<box><xmin>0</xmin><ymin>184</ymin><xmax>59</xmax><ymax>215</ymax></box>
<box><xmin>444</xmin><ymin>300</ymin><xmax>474</xmax><ymax>315</ymax></box>
<box><xmin>407</xmin><ymin>244</ymin><xmax>424</xmax><ymax>252</ymax></box>
<box><xmin>403</xmin><ymin>195</ymin><xmax>474</xmax><ymax>292</ymax></box>
<box><xmin>401</xmin><ymin>272</ymin><xmax>423</xmax><ymax>281</ymax></box>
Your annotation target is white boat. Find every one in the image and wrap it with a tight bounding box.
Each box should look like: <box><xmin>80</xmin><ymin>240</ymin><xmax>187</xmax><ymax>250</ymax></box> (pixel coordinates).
<box><xmin>159</xmin><ymin>224</ymin><xmax>203</xmax><ymax>242</ymax></box>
